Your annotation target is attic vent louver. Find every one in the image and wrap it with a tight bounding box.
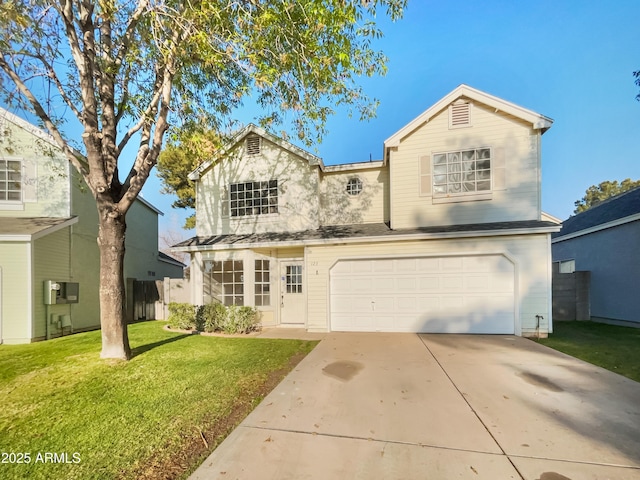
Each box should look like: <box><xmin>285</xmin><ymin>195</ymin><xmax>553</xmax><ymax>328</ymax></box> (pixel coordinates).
<box><xmin>449</xmin><ymin>101</ymin><xmax>471</xmax><ymax>128</ymax></box>
<box><xmin>246</xmin><ymin>134</ymin><xmax>261</xmax><ymax>155</ymax></box>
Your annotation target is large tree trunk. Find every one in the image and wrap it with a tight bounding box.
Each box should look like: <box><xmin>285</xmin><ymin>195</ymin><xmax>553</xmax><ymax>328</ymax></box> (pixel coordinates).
<box><xmin>97</xmin><ymin>208</ymin><xmax>131</xmax><ymax>360</ymax></box>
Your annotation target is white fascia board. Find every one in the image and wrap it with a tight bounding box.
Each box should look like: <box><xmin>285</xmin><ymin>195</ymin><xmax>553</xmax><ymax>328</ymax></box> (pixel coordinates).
<box><xmin>551</xmin><ymin>213</ymin><xmax>640</xmax><ymax>244</ymax></box>
<box><xmin>189</xmin><ymin>124</ymin><xmax>324</xmax><ymax>180</ymax></box>
<box><xmin>383</xmin><ymin>84</ymin><xmax>554</xmax><ymax>158</ymax></box>
<box><xmin>0</xmin><ymin>107</ymin><xmax>57</xmax><ymax>147</ymax></box>
<box><xmin>173</xmin><ymin>225</ymin><xmax>560</xmax><ymax>253</ymax></box>
<box><xmin>0</xmin><ymin>217</ymin><xmax>79</xmax><ymax>242</ymax></box>
<box><xmin>323</xmin><ymin>160</ymin><xmax>385</xmax><ymax>173</ymax></box>
<box><xmin>158</xmin><ymin>255</ymin><xmax>186</xmax><ymax>267</ymax></box>
<box><xmin>136</xmin><ymin>195</ymin><xmax>164</xmax><ymax>216</ymax></box>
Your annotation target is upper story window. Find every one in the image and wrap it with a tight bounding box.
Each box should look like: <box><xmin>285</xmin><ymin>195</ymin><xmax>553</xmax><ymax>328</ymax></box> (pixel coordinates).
<box><xmin>229</xmin><ymin>180</ymin><xmax>278</xmax><ymax>217</ymax></box>
<box><xmin>346</xmin><ymin>177</ymin><xmax>363</xmax><ymax>196</ymax></box>
<box><xmin>433</xmin><ymin>148</ymin><xmax>491</xmax><ymax>196</ymax></box>
<box><xmin>0</xmin><ymin>159</ymin><xmax>22</xmax><ymax>202</ymax></box>
<box><xmin>246</xmin><ymin>134</ymin><xmax>261</xmax><ymax>155</ymax></box>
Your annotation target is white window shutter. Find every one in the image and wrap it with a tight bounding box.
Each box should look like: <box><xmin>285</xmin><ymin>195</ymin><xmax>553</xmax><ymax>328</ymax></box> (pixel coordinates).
<box><xmin>220</xmin><ymin>186</ymin><xmax>229</xmax><ymax>216</ymax></box>
<box><xmin>492</xmin><ymin>147</ymin><xmax>505</xmax><ymax>190</ymax></box>
<box><xmin>419</xmin><ymin>155</ymin><xmax>431</xmax><ymax>196</ymax></box>
<box><xmin>22</xmin><ymin>159</ymin><xmax>37</xmax><ymax>202</ymax></box>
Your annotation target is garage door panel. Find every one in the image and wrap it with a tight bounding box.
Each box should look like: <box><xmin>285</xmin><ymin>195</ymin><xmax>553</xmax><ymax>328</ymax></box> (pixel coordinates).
<box><xmin>373</xmin><ymin>277</ymin><xmax>395</xmax><ymax>292</ymax></box>
<box><xmin>442</xmin><ymin>257</ymin><xmax>463</xmax><ymax>270</ymax></box>
<box><xmin>352</xmin><ymin>278</ymin><xmax>373</xmax><ymax>293</ymax></box>
<box><xmin>330</xmin><ymin>255</ymin><xmax>515</xmax><ymax>334</ymax></box>
<box><xmin>397</xmin><ymin>277</ymin><xmax>417</xmax><ymax>291</ymax></box>
<box><xmin>419</xmin><ymin>276</ymin><xmax>440</xmax><ymax>290</ymax></box>
<box><xmin>441</xmin><ymin>276</ymin><xmax>463</xmax><ymax>290</ymax></box>
<box><xmin>373</xmin><ymin>297</ymin><xmax>395</xmax><ymax>312</ymax></box>
<box><xmin>417</xmin><ymin>257</ymin><xmax>440</xmax><ymax>272</ymax></box>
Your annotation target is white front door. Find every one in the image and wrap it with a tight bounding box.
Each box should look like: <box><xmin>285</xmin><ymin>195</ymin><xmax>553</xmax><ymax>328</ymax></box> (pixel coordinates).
<box><xmin>280</xmin><ymin>261</ymin><xmax>305</xmax><ymax>325</ymax></box>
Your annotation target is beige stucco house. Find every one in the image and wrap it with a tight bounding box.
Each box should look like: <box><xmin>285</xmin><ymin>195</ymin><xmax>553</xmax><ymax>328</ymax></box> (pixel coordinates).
<box><xmin>0</xmin><ymin>108</ymin><xmax>184</xmax><ymax>344</ymax></box>
<box><xmin>175</xmin><ymin>85</ymin><xmax>560</xmax><ymax>336</ymax></box>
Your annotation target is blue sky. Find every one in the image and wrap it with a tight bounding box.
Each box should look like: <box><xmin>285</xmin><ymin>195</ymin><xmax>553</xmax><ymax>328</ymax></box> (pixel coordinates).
<box><xmin>149</xmin><ymin>0</ymin><xmax>640</xmax><ymax>235</ymax></box>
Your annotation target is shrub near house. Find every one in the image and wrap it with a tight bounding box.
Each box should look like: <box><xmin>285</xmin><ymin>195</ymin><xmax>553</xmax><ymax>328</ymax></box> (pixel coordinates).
<box><xmin>167</xmin><ymin>302</ymin><xmax>260</xmax><ymax>334</ymax></box>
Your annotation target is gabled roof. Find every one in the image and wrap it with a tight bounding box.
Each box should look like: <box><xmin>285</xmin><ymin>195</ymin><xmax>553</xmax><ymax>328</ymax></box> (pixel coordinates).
<box><xmin>189</xmin><ymin>124</ymin><xmax>324</xmax><ymax>180</ymax></box>
<box><xmin>384</xmin><ymin>84</ymin><xmax>553</xmax><ymax>158</ymax></box>
<box><xmin>553</xmin><ymin>186</ymin><xmax>640</xmax><ymax>242</ymax></box>
<box><xmin>0</xmin><ymin>217</ymin><xmax>78</xmax><ymax>241</ymax></box>
<box><xmin>1</xmin><ymin>107</ymin><xmax>58</xmax><ymax>148</ymax></box>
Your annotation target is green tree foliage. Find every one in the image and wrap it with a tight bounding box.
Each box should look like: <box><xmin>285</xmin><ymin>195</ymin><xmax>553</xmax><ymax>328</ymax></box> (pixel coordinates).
<box><xmin>0</xmin><ymin>0</ymin><xmax>406</xmax><ymax>359</ymax></box>
<box><xmin>157</xmin><ymin>129</ymin><xmax>224</xmax><ymax>229</ymax></box>
<box><xmin>574</xmin><ymin>178</ymin><xmax>640</xmax><ymax>214</ymax></box>
<box><xmin>635</xmin><ymin>70</ymin><xmax>640</xmax><ymax>101</ymax></box>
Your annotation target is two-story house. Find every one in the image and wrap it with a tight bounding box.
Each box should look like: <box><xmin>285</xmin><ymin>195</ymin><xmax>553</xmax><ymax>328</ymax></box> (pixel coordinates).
<box><xmin>0</xmin><ymin>108</ymin><xmax>184</xmax><ymax>344</ymax></box>
<box><xmin>174</xmin><ymin>85</ymin><xmax>560</xmax><ymax>336</ymax></box>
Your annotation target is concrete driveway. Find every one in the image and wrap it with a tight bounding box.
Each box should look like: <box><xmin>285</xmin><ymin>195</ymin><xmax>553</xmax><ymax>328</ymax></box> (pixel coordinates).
<box><xmin>190</xmin><ymin>333</ymin><xmax>640</xmax><ymax>480</ymax></box>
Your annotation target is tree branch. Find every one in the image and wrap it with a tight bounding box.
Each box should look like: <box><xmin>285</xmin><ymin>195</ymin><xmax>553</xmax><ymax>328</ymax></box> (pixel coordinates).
<box><xmin>0</xmin><ymin>56</ymin><xmax>90</xmax><ymax>182</ymax></box>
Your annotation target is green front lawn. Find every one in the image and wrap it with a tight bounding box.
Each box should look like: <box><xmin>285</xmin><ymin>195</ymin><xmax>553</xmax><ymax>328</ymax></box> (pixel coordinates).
<box><xmin>0</xmin><ymin>322</ymin><xmax>318</xmax><ymax>480</ymax></box>
<box><xmin>538</xmin><ymin>321</ymin><xmax>640</xmax><ymax>382</ymax></box>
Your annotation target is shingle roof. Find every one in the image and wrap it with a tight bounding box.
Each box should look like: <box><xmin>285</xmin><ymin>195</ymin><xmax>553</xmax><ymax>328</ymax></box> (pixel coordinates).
<box><xmin>0</xmin><ymin>217</ymin><xmax>76</xmax><ymax>237</ymax></box>
<box><xmin>174</xmin><ymin>220</ymin><xmax>559</xmax><ymax>249</ymax></box>
<box><xmin>553</xmin><ymin>186</ymin><xmax>640</xmax><ymax>239</ymax></box>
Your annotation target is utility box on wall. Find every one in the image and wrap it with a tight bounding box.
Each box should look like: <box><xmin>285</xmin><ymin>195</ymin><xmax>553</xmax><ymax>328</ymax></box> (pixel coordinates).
<box><xmin>44</xmin><ymin>280</ymin><xmax>80</xmax><ymax>305</ymax></box>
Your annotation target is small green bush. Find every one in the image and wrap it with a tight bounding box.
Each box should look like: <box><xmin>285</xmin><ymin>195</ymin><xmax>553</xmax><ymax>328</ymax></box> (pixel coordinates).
<box><xmin>168</xmin><ymin>303</ymin><xmax>260</xmax><ymax>334</ymax></box>
<box><xmin>223</xmin><ymin>305</ymin><xmax>260</xmax><ymax>334</ymax></box>
<box><xmin>167</xmin><ymin>303</ymin><xmax>197</xmax><ymax>330</ymax></box>
<box><xmin>197</xmin><ymin>303</ymin><xmax>227</xmax><ymax>333</ymax></box>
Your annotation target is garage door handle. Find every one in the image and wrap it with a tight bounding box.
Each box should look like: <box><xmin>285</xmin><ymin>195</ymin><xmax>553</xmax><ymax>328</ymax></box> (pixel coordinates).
<box><xmin>281</xmin><ymin>295</ymin><xmax>284</xmax><ymax>308</ymax></box>
<box><xmin>371</xmin><ymin>300</ymin><xmax>375</xmax><ymax>311</ymax></box>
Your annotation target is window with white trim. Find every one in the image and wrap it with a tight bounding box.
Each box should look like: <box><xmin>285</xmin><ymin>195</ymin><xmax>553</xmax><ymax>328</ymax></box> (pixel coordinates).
<box><xmin>203</xmin><ymin>260</ymin><xmax>244</xmax><ymax>306</ymax></box>
<box><xmin>229</xmin><ymin>180</ymin><xmax>278</xmax><ymax>217</ymax></box>
<box><xmin>432</xmin><ymin>148</ymin><xmax>491</xmax><ymax>196</ymax></box>
<box><xmin>254</xmin><ymin>259</ymin><xmax>271</xmax><ymax>307</ymax></box>
<box><xmin>346</xmin><ymin>177</ymin><xmax>363</xmax><ymax>196</ymax></box>
<box><xmin>285</xmin><ymin>265</ymin><xmax>302</xmax><ymax>293</ymax></box>
<box><xmin>557</xmin><ymin>260</ymin><xmax>575</xmax><ymax>274</ymax></box>
<box><xmin>0</xmin><ymin>159</ymin><xmax>22</xmax><ymax>202</ymax></box>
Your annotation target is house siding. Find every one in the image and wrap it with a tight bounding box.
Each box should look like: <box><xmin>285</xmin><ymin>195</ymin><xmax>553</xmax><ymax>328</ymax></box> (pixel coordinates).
<box><xmin>32</xmin><ymin>227</ymin><xmax>72</xmax><ymax>339</ymax></box>
<box><xmin>0</xmin><ymin>118</ymin><xmax>71</xmax><ymax>218</ymax></box>
<box><xmin>390</xmin><ymin>102</ymin><xmax>540</xmax><ymax>229</ymax></box>
<box><xmin>0</xmin><ymin>242</ymin><xmax>31</xmax><ymax>343</ymax></box>
<box><xmin>196</xmin><ymin>137</ymin><xmax>321</xmax><ymax>236</ymax></box>
<box><xmin>553</xmin><ymin>220</ymin><xmax>640</xmax><ymax>324</ymax></box>
<box><xmin>319</xmin><ymin>166</ymin><xmax>389</xmax><ymax>225</ymax></box>
<box><xmin>305</xmin><ymin>234</ymin><xmax>551</xmax><ymax>335</ymax></box>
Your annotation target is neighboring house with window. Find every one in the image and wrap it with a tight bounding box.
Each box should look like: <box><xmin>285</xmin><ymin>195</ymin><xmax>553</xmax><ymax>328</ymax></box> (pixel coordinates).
<box><xmin>175</xmin><ymin>84</ymin><xmax>560</xmax><ymax>336</ymax></box>
<box><xmin>0</xmin><ymin>108</ymin><xmax>184</xmax><ymax>344</ymax></box>
<box><xmin>552</xmin><ymin>186</ymin><xmax>640</xmax><ymax>327</ymax></box>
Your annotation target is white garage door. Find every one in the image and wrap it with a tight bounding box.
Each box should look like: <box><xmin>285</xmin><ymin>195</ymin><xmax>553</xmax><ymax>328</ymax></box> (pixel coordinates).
<box><xmin>330</xmin><ymin>255</ymin><xmax>515</xmax><ymax>334</ymax></box>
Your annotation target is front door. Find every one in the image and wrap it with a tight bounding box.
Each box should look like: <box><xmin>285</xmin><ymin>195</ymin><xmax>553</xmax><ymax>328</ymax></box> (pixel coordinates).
<box><xmin>280</xmin><ymin>261</ymin><xmax>305</xmax><ymax>325</ymax></box>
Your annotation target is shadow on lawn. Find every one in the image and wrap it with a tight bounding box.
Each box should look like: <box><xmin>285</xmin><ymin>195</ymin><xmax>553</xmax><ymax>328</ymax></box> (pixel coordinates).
<box><xmin>131</xmin><ymin>333</ymin><xmax>192</xmax><ymax>358</ymax></box>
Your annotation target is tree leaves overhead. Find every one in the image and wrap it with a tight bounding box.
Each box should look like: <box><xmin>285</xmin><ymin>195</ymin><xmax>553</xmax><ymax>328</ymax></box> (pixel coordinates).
<box><xmin>0</xmin><ymin>0</ymin><xmax>406</xmax><ymax>359</ymax></box>
<box><xmin>574</xmin><ymin>178</ymin><xmax>640</xmax><ymax>214</ymax></box>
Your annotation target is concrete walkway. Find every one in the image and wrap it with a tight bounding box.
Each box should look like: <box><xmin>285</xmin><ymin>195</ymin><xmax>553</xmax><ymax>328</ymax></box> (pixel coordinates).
<box><xmin>190</xmin><ymin>333</ymin><xmax>640</xmax><ymax>480</ymax></box>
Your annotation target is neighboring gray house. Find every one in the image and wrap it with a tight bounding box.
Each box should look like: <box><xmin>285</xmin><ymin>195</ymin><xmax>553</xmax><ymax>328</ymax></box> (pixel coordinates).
<box><xmin>551</xmin><ymin>186</ymin><xmax>640</xmax><ymax>327</ymax></box>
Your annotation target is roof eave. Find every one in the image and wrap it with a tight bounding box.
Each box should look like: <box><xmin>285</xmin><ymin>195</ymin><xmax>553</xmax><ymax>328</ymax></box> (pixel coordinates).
<box><xmin>173</xmin><ymin>224</ymin><xmax>560</xmax><ymax>253</ymax></box>
<box><xmin>189</xmin><ymin>124</ymin><xmax>325</xmax><ymax>180</ymax></box>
